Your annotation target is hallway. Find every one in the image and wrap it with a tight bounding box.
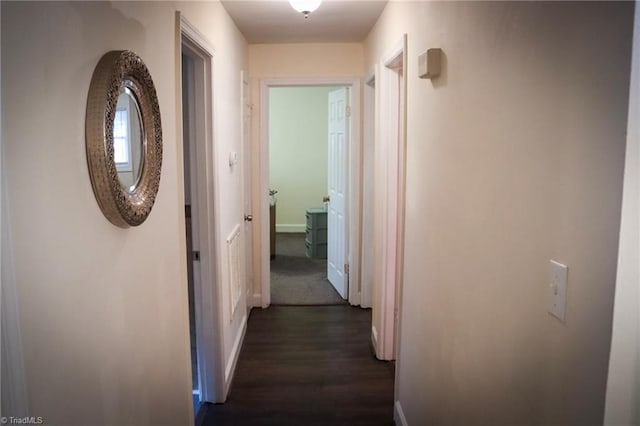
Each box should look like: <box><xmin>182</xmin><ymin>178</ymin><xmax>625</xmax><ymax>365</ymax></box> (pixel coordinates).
<box><xmin>2</xmin><ymin>2</ymin><xmax>639</xmax><ymax>425</ymax></box>
<box><xmin>201</xmin><ymin>306</ymin><xmax>395</xmax><ymax>425</ymax></box>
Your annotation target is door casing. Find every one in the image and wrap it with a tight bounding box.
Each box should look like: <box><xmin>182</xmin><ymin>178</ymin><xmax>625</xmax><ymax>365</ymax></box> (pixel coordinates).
<box><xmin>240</xmin><ymin>71</ymin><xmax>254</xmax><ymax>310</ymax></box>
<box><xmin>256</xmin><ymin>78</ymin><xmax>362</xmax><ymax>308</ymax></box>
<box><xmin>179</xmin><ymin>13</ymin><xmax>225</xmax><ymax>405</ymax></box>
<box><xmin>360</xmin><ymin>68</ymin><xmax>376</xmax><ymax>309</ymax></box>
<box><xmin>372</xmin><ymin>35</ymin><xmax>408</xmax><ymax>362</ymax></box>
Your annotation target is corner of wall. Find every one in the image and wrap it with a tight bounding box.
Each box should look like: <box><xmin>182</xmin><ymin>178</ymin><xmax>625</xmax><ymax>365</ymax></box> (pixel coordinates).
<box><xmin>604</xmin><ymin>2</ymin><xmax>640</xmax><ymax>424</ymax></box>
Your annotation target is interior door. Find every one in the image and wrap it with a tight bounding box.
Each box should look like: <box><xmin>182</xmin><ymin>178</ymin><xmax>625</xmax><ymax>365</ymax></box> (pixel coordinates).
<box><xmin>241</xmin><ymin>72</ymin><xmax>254</xmax><ymax>306</ymax></box>
<box><xmin>327</xmin><ymin>87</ymin><xmax>349</xmax><ymax>298</ymax></box>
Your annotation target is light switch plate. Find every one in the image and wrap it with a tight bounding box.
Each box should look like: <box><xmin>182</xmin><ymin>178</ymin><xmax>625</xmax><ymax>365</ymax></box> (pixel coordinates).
<box><xmin>548</xmin><ymin>260</ymin><xmax>568</xmax><ymax>321</ymax></box>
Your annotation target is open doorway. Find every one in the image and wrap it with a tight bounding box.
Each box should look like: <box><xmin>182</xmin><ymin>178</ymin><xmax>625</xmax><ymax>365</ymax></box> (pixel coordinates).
<box><xmin>268</xmin><ymin>85</ymin><xmax>348</xmax><ymax>305</ymax></box>
<box><xmin>180</xmin><ymin>14</ymin><xmax>225</xmax><ymax>414</ymax></box>
<box><xmin>258</xmin><ymin>78</ymin><xmax>362</xmax><ymax>308</ymax></box>
<box><xmin>181</xmin><ymin>50</ymin><xmax>201</xmax><ymax>412</ymax></box>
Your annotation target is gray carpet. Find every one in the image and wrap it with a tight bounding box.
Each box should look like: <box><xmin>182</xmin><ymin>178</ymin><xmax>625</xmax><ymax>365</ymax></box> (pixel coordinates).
<box><xmin>270</xmin><ymin>233</ymin><xmax>346</xmax><ymax>305</ymax></box>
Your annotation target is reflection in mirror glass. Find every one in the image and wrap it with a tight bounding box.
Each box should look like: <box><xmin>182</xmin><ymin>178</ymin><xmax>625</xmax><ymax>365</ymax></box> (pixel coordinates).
<box><xmin>114</xmin><ymin>86</ymin><xmax>144</xmax><ymax>192</ymax></box>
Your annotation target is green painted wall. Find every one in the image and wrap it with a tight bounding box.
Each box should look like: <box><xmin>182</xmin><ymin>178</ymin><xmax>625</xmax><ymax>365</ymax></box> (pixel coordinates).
<box><xmin>269</xmin><ymin>86</ymin><xmax>342</xmax><ymax>231</ymax></box>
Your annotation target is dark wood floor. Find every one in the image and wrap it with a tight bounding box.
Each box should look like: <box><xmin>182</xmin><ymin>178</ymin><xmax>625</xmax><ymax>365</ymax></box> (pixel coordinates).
<box><xmin>200</xmin><ymin>305</ymin><xmax>395</xmax><ymax>426</ymax></box>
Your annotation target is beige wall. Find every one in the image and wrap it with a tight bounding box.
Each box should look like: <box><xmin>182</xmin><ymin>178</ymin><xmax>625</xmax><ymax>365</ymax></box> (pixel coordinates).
<box><xmin>249</xmin><ymin>43</ymin><xmax>364</xmax><ymax>79</ymax></box>
<box><xmin>365</xmin><ymin>2</ymin><xmax>632</xmax><ymax>424</ymax></box>
<box><xmin>1</xmin><ymin>1</ymin><xmax>247</xmax><ymax>423</ymax></box>
<box><xmin>605</xmin><ymin>3</ymin><xmax>640</xmax><ymax>424</ymax></box>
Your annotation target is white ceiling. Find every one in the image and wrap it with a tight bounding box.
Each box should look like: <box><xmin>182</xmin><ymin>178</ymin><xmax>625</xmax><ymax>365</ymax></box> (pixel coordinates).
<box><xmin>220</xmin><ymin>0</ymin><xmax>388</xmax><ymax>44</ymax></box>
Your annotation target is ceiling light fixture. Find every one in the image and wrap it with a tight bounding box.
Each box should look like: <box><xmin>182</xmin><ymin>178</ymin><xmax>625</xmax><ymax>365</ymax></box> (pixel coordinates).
<box><xmin>289</xmin><ymin>0</ymin><xmax>322</xmax><ymax>18</ymax></box>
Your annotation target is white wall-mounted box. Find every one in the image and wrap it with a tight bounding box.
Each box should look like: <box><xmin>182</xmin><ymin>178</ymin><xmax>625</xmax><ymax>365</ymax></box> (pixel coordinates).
<box><xmin>418</xmin><ymin>48</ymin><xmax>442</xmax><ymax>79</ymax></box>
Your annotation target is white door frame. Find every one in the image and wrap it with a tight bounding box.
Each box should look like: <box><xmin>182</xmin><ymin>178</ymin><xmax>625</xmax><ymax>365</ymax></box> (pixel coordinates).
<box><xmin>373</xmin><ymin>35</ymin><xmax>407</xmax><ymax>361</ymax></box>
<box><xmin>256</xmin><ymin>77</ymin><xmax>361</xmax><ymax>308</ymax></box>
<box><xmin>179</xmin><ymin>13</ymin><xmax>225</xmax><ymax>404</ymax></box>
<box><xmin>360</xmin><ymin>68</ymin><xmax>377</xmax><ymax>309</ymax></box>
<box><xmin>240</xmin><ymin>70</ymin><xmax>254</xmax><ymax>311</ymax></box>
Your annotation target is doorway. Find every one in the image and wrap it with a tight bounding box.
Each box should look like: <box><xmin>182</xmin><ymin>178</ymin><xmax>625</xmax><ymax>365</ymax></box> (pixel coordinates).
<box><xmin>268</xmin><ymin>85</ymin><xmax>347</xmax><ymax>305</ymax></box>
<box><xmin>181</xmin><ymin>50</ymin><xmax>200</xmax><ymax>411</ymax></box>
<box><xmin>180</xmin><ymin>14</ymin><xmax>225</xmax><ymax>411</ymax></box>
<box><xmin>258</xmin><ymin>79</ymin><xmax>361</xmax><ymax>308</ymax></box>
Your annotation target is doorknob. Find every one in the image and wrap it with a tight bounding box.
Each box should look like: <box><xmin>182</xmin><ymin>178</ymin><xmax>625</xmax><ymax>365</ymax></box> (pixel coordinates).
<box><xmin>323</xmin><ymin>196</ymin><xmax>330</xmax><ymax>203</ymax></box>
<box><xmin>244</xmin><ymin>214</ymin><xmax>253</xmax><ymax>222</ymax></box>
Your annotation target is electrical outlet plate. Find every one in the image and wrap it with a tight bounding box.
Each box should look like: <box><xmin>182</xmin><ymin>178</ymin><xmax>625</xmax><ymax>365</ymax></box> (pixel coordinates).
<box><xmin>548</xmin><ymin>260</ymin><xmax>568</xmax><ymax>321</ymax></box>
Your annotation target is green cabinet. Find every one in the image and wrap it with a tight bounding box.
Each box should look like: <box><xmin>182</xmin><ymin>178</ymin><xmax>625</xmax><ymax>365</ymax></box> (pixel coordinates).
<box><xmin>305</xmin><ymin>208</ymin><xmax>327</xmax><ymax>259</ymax></box>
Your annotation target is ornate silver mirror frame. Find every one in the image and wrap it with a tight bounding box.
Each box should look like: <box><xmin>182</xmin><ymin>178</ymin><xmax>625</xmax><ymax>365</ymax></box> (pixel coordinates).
<box><xmin>86</xmin><ymin>50</ymin><xmax>162</xmax><ymax>228</ymax></box>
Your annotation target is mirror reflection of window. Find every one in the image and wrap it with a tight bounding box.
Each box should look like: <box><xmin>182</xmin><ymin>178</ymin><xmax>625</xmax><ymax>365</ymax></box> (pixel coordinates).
<box><xmin>114</xmin><ymin>87</ymin><xmax>144</xmax><ymax>192</ymax></box>
<box><xmin>114</xmin><ymin>107</ymin><xmax>132</xmax><ymax>170</ymax></box>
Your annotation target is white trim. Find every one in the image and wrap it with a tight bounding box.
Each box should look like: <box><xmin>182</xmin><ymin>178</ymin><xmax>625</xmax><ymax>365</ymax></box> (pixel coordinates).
<box><xmin>360</xmin><ymin>65</ymin><xmax>377</xmax><ymax>309</ymax></box>
<box><xmin>180</xmin><ymin>14</ymin><xmax>215</xmax><ymax>57</ymax></box>
<box><xmin>384</xmin><ymin>37</ymin><xmax>405</xmax><ymax>69</ymax></box>
<box><xmin>375</xmin><ymin>34</ymin><xmax>407</xmax><ymax>361</ymax></box>
<box><xmin>224</xmin><ymin>313</ymin><xmax>247</xmax><ymax>395</ymax></box>
<box><xmin>393</xmin><ymin>33</ymin><xmax>409</xmax><ymax>399</ymax></box>
<box><xmin>347</xmin><ymin>84</ymin><xmax>362</xmax><ymax>307</ymax></box>
<box><xmin>259</xmin><ymin>81</ymin><xmax>271</xmax><ymax>308</ymax></box>
<box><xmin>365</xmin><ymin>69</ymin><xmax>376</xmax><ymax>88</ymax></box>
<box><xmin>240</xmin><ymin>70</ymin><xmax>256</xmax><ymax>312</ymax></box>
<box><xmin>250</xmin><ymin>293</ymin><xmax>262</xmax><ymax>307</ymax></box>
<box><xmin>275</xmin><ymin>224</ymin><xmax>306</xmax><ymax>233</ymax></box>
<box><xmin>227</xmin><ymin>224</ymin><xmax>242</xmax><ymax>319</ymax></box>
<box><xmin>179</xmin><ymin>12</ymin><xmax>225</xmax><ymax>404</ymax></box>
<box><xmin>258</xmin><ymin>77</ymin><xmax>362</xmax><ymax>308</ymax></box>
<box><xmin>394</xmin><ymin>400</ymin><xmax>409</xmax><ymax>426</ymax></box>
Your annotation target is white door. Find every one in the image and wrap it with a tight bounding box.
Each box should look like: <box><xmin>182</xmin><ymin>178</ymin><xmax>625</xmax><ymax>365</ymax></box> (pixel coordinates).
<box><xmin>327</xmin><ymin>88</ymin><xmax>349</xmax><ymax>298</ymax></box>
<box><xmin>241</xmin><ymin>72</ymin><xmax>254</xmax><ymax>306</ymax></box>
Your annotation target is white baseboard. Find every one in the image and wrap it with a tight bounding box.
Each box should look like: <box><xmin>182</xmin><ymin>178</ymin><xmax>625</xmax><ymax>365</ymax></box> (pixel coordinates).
<box><xmin>250</xmin><ymin>293</ymin><xmax>262</xmax><ymax>308</ymax></box>
<box><xmin>223</xmin><ymin>312</ymin><xmax>247</xmax><ymax>398</ymax></box>
<box><xmin>394</xmin><ymin>400</ymin><xmax>408</xmax><ymax>426</ymax></box>
<box><xmin>348</xmin><ymin>290</ymin><xmax>361</xmax><ymax>307</ymax></box>
<box><xmin>275</xmin><ymin>224</ymin><xmax>305</xmax><ymax>233</ymax></box>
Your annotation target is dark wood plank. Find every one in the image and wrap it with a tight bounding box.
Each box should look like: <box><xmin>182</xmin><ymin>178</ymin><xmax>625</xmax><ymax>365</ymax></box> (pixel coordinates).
<box><xmin>201</xmin><ymin>306</ymin><xmax>395</xmax><ymax>426</ymax></box>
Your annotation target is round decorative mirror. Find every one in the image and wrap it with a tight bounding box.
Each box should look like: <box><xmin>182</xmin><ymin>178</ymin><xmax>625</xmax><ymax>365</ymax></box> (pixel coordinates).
<box><xmin>85</xmin><ymin>51</ymin><xmax>162</xmax><ymax>228</ymax></box>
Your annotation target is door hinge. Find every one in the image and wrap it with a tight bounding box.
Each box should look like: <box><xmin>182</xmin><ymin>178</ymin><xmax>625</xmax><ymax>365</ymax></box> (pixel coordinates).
<box><xmin>344</xmin><ymin>263</ymin><xmax>350</xmax><ymax>275</ymax></box>
<box><xmin>193</xmin><ymin>250</ymin><xmax>201</xmax><ymax>262</ymax></box>
<box><xmin>346</xmin><ymin>106</ymin><xmax>352</xmax><ymax>118</ymax></box>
